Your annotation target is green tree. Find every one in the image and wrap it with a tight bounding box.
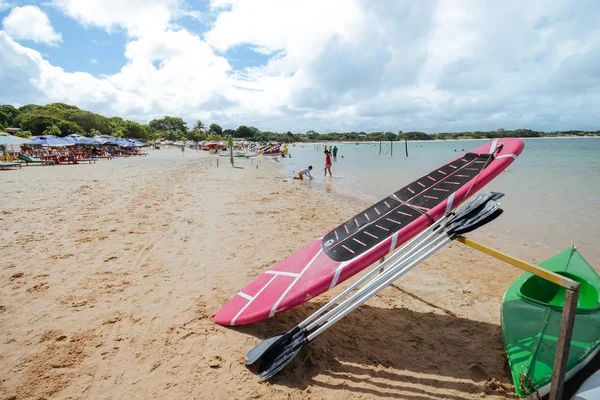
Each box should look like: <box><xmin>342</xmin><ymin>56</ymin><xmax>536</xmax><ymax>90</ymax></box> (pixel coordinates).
<box><xmin>108</xmin><ymin>116</ymin><xmax>127</xmax><ymax>136</ymax></box>
<box><xmin>236</xmin><ymin>125</ymin><xmax>254</xmax><ymax>138</ymax></box>
<box><xmin>43</xmin><ymin>125</ymin><xmax>61</xmax><ymax>136</ymax></box>
<box><xmin>194</xmin><ymin>119</ymin><xmax>206</xmax><ymax>132</ymax></box>
<box><xmin>207</xmin><ymin>133</ymin><xmax>223</xmax><ymax>141</ymax></box>
<box><xmin>20</xmin><ymin>113</ymin><xmax>55</xmax><ymax>135</ymax></box>
<box><xmin>251</xmin><ymin>132</ymin><xmax>267</xmax><ymax>142</ymax></box>
<box><xmin>0</xmin><ymin>111</ymin><xmax>9</xmax><ymax>126</ymax></box>
<box><xmin>0</xmin><ymin>123</ymin><xmax>4</xmax><ymax>131</ymax></box>
<box><xmin>55</xmin><ymin>120</ymin><xmax>85</xmax><ymax>135</ymax></box>
<box><xmin>186</xmin><ymin>128</ymin><xmax>206</xmax><ymax>142</ymax></box>
<box><xmin>399</xmin><ymin>131</ymin><xmax>433</xmax><ymax>141</ymax></box>
<box><xmin>123</xmin><ymin>121</ymin><xmax>148</xmax><ymax>139</ymax></box>
<box><xmin>0</xmin><ymin>105</ymin><xmax>21</xmax><ymax>126</ymax></box>
<box><xmin>18</xmin><ymin>104</ymin><xmax>43</xmax><ymax>114</ymax></box>
<box><xmin>161</xmin><ymin>130</ymin><xmax>185</xmax><ymax>141</ymax></box>
<box><xmin>16</xmin><ymin>130</ymin><xmax>32</xmax><ymax>138</ymax></box>
<box><xmin>150</xmin><ymin>116</ymin><xmax>188</xmax><ymax>135</ymax></box>
<box><xmin>209</xmin><ymin>123</ymin><xmax>223</xmax><ymax>136</ymax></box>
<box><xmin>62</xmin><ymin>110</ymin><xmax>111</xmax><ymax>135</ymax></box>
<box><xmin>383</xmin><ymin>131</ymin><xmax>397</xmax><ymax>141</ymax></box>
<box><xmin>46</xmin><ymin>102</ymin><xmax>79</xmax><ymax>111</ymax></box>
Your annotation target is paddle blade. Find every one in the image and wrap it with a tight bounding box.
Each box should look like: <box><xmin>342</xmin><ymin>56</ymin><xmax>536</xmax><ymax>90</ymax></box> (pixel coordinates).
<box><xmin>447</xmin><ymin>200</ymin><xmax>503</xmax><ymax>238</ymax></box>
<box><xmin>245</xmin><ymin>328</ymin><xmax>297</xmax><ymax>366</ymax></box>
<box><xmin>247</xmin><ymin>329</ymin><xmax>309</xmax><ymax>380</ymax></box>
<box><xmin>447</xmin><ymin>192</ymin><xmax>504</xmax><ymax>224</ymax></box>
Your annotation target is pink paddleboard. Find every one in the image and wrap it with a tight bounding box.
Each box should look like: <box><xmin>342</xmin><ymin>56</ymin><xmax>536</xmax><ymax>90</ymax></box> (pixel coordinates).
<box><xmin>214</xmin><ymin>138</ymin><xmax>524</xmax><ymax>325</ymax></box>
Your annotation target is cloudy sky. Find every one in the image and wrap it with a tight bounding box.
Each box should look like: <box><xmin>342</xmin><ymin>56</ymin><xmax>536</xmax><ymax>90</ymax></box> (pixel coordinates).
<box><xmin>0</xmin><ymin>0</ymin><xmax>598</xmax><ymax>133</ymax></box>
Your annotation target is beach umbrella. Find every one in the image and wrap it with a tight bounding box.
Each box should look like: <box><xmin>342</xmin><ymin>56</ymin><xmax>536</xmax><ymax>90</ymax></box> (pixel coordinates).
<box><xmin>28</xmin><ymin>135</ymin><xmax>74</xmax><ymax>146</ymax></box>
<box><xmin>66</xmin><ymin>134</ymin><xmax>97</xmax><ymax>145</ymax></box>
<box><xmin>105</xmin><ymin>138</ymin><xmax>129</xmax><ymax>146</ymax></box>
<box><xmin>0</xmin><ymin>132</ymin><xmax>30</xmax><ymax>145</ymax></box>
<box><xmin>90</xmin><ymin>136</ymin><xmax>113</xmax><ymax>144</ymax></box>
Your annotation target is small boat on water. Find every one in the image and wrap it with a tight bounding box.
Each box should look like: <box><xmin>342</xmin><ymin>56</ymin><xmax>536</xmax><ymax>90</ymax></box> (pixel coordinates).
<box><xmin>262</xmin><ymin>146</ymin><xmax>281</xmax><ymax>156</ymax></box>
<box><xmin>501</xmin><ymin>246</ymin><xmax>600</xmax><ymax>398</ymax></box>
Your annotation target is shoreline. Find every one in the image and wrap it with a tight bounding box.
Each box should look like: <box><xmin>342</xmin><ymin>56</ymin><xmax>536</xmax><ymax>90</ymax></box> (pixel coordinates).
<box><xmin>0</xmin><ymin>148</ymin><xmax>594</xmax><ymax>399</ymax></box>
<box><xmin>298</xmin><ymin>135</ymin><xmax>600</xmax><ymax>145</ymax></box>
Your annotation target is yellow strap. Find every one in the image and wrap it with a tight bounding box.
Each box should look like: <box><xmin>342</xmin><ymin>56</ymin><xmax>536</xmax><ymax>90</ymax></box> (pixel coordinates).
<box><xmin>456</xmin><ymin>236</ymin><xmax>580</xmax><ymax>291</ymax></box>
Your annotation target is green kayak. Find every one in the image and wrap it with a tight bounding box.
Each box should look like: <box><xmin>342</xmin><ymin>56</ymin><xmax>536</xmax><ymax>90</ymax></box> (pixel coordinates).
<box><xmin>501</xmin><ymin>247</ymin><xmax>600</xmax><ymax>398</ymax></box>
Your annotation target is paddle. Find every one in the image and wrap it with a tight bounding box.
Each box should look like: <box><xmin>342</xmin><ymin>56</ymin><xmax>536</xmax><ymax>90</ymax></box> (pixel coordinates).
<box><xmin>246</xmin><ymin>192</ymin><xmax>505</xmax><ymax>380</ymax></box>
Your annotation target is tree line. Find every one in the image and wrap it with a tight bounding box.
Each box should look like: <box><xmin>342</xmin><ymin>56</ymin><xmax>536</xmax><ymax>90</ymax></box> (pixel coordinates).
<box><xmin>1</xmin><ymin>103</ymin><xmax>597</xmax><ymax>142</ymax></box>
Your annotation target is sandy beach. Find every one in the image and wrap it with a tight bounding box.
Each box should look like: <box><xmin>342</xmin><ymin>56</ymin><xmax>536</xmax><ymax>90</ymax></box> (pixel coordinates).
<box><xmin>0</xmin><ymin>148</ymin><xmax>594</xmax><ymax>399</ymax></box>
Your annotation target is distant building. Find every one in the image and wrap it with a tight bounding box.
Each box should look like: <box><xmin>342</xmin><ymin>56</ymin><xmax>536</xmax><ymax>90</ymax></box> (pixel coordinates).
<box><xmin>5</xmin><ymin>128</ymin><xmax>20</xmax><ymax>135</ymax></box>
<box><xmin>358</xmin><ymin>133</ymin><xmax>367</xmax><ymax>140</ymax></box>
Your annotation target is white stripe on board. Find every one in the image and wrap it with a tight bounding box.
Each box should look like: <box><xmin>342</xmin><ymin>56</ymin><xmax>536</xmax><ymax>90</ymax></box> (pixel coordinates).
<box><xmin>352</xmin><ymin>238</ymin><xmax>367</xmax><ymax>246</ymax></box>
<box><xmin>231</xmin><ymin>275</ymin><xmax>277</xmax><ymax>325</ymax></box>
<box><xmin>269</xmin><ymin>249</ymin><xmax>323</xmax><ymax>318</ymax></box>
<box><xmin>489</xmin><ymin>139</ymin><xmax>498</xmax><ymax>154</ymax></box>
<box><xmin>389</xmin><ymin>231</ymin><xmax>399</xmax><ymax>253</ymax></box>
<box><xmin>495</xmin><ymin>153</ymin><xmax>517</xmax><ymax>160</ymax></box>
<box><xmin>445</xmin><ymin>192</ymin><xmax>455</xmax><ymax>214</ymax></box>
<box><xmin>237</xmin><ymin>292</ymin><xmax>253</xmax><ymax>301</ymax></box>
<box><xmin>265</xmin><ymin>270</ymin><xmax>301</xmax><ymax>278</ymax></box>
<box><xmin>330</xmin><ymin>261</ymin><xmax>349</xmax><ymax>289</ymax></box>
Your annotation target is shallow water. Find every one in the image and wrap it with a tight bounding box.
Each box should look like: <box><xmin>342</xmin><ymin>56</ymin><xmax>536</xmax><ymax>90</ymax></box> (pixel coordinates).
<box><xmin>282</xmin><ymin>137</ymin><xmax>600</xmax><ymax>267</ymax></box>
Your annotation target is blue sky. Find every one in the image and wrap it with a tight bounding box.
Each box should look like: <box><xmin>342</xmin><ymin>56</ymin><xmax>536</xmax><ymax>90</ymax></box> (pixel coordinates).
<box><xmin>0</xmin><ymin>0</ymin><xmax>599</xmax><ymax>133</ymax></box>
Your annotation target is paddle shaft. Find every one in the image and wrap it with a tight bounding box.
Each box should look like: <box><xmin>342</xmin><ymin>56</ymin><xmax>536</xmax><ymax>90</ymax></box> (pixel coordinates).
<box><xmin>306</xmin><ymin>231</ymin><xmax>445</xmax><ymax>331</ymax></box>
<box><xmin>305</xmin><ymin>201</ymin><xmax>503</xmax><ymax>340</ymax></box>
<box><xmin>305</xmin><ymin>231</ymin><xmax>448</xmax><ymax>332</ymax></box>
<box><xmin>307</xmin><ymin>237</ymin><xmax>452</xmax><ymax>341</ymax></box>
<box><xmin>301</xmin><ymin>215</ymin><xmax>450</xmax><ymax>330</ymax></box>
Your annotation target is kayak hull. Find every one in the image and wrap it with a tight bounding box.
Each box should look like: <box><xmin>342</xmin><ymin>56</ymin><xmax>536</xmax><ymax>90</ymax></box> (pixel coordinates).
<box><xmin>501</xmin><ymin>248</ymin><xmax>600</xmax><ymax>398</ymax></box>
<box><xmin>572</xmin><ymin>370</ymin><xmax>600</xmax><ymax>400</ymax></box>
<box><xmin>215</xmin><ymin>138</ymin><xmax>524</xmax><ymax>326</ymax></box>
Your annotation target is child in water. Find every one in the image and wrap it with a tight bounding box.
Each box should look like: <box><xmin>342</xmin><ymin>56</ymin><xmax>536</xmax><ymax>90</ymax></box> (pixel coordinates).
<box><xmin>324</xmin><ymin>150</ymin><xmax>332</xmax><ymax>177</ymax></box>
<box><xmin>293</xmin><ymin>166</ymin><xmax>313</xmax><ymax>180</ymax></box>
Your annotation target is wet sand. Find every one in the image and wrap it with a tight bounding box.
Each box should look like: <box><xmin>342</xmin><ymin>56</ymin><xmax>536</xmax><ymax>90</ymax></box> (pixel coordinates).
<box><xmin>0</xmin><ymin>148</ymin><xmax>592</xmax><ymax>399</ymax></box>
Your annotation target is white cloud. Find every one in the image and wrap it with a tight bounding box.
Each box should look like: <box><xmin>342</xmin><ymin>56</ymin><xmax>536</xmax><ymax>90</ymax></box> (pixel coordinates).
<box><xmin>0</xmin><ymin>0</ymin><xmax>599</xmax><ymax>132</ymax></box>
<box><xmin>0</xmin><ymin>1</ymin><xmax>15</xmax><ymax>12</ymax></box>
<box><xmin>2</xmin><ymin>5</ymin><xmax>62</xmax><ymax>46</ymax></box>
<box><xmin>53</xmin><ymin>0</ymin><xmax>182</xmax><ymax>36</ymax></box>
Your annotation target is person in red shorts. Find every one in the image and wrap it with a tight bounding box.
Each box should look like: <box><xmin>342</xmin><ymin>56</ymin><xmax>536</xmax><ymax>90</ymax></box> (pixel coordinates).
<box><xmin>324</xmin><ymin>150</ymin><xmax>332</xmax><ymax>177</ymax></box>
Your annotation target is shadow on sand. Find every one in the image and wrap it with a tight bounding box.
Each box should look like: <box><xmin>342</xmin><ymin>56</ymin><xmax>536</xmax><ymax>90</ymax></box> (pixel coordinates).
<box><xmin>234</xmin><ymin>288</ymin><xmax>515</xmax><ymax>399</ymax></box>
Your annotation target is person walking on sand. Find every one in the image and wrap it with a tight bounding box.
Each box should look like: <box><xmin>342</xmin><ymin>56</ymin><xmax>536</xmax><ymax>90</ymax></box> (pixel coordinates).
<box><xmin>324</xmin><ymin>150</ymin><xmax>332</xmax><ymax>177</ymax></box>
<box><xmin>293</xmin><ymin>166</ymin><xmax>313</xmax><ymax>180</ymax></box>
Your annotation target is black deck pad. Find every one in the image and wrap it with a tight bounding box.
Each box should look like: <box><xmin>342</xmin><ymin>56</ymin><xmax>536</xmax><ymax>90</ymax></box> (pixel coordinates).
<box><xmin>322</xmin><ymin>153</ymin><xmax>493</xmax><ymax>262</ymax></box>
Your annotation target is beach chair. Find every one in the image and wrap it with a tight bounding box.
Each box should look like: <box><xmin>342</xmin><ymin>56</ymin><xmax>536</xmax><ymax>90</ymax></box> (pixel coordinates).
<box><xmin>76</xmin><ymin>157</ymin><xmax>97</xmax><ymax>164</ymax></box>
<box><xmin>18</xmin><ymin>154</ymin><xmax>55</xmax><ymax>165</ymax></box>
<box><xmin>0</xmin><ymin>161</ymin><xmax>22</xmax><ymax>169</ymax></box>
<box><xmin>107</xmin><ymin>150</ymin><xmax>129</xmax><ymax>158</ymax></box>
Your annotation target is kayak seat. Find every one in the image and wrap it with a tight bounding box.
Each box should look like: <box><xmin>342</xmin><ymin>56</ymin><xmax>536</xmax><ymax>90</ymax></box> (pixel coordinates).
<box><xmin>519</xmin><ymin>272</ymin><xmax>599</xmax><ymax>310</ymax></box>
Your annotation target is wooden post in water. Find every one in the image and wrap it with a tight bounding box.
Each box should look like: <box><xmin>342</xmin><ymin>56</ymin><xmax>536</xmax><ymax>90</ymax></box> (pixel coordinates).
<box><xmin>391</xmin><ymin>140</ymin><xmax>393</xmax><ymax>157</ymax></box>
<box><xmin>379</xmin><ymin>140</ymin><xmax>382</xmax><ymax>156</ymax></box>
<box><xmin>405</xmin><ymin>138</ymin><xmax>409</xmax><ymax>157</ymax></box>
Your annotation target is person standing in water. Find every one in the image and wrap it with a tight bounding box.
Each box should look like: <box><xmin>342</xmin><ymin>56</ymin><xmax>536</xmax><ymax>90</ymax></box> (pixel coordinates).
<box><xmin>332</xmin><ymin>145</ymin><xmax>338</xmax><ymax>160</ymax></box>
<box><xmin>324</xmin><ymin>150</ymin><xmax>332</xmax><ymax>177</ymax></box>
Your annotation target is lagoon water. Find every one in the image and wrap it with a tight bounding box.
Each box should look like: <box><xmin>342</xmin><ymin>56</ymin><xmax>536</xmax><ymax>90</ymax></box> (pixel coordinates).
<box><xmin>282</xmin><ymin>137</ymin><xmax>600</xmax><ymax>267</ymax></box>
